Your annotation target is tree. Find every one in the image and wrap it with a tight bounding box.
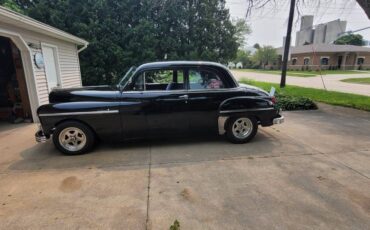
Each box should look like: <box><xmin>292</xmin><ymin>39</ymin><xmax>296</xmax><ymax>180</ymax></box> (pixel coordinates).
<box><xmin>22</xmin><ymin>0</ymin><xmax>159</xmax><ymax>85</ymax></box>
<box><xmin>252</xmin><ymin>45</ymin><xmax>277</xmax><ymax>69</ymax></box>
<box><xmin>234</xmin><ymin>49</ymin><xmax>252</xmax><ymax>68</ymax></box>
<box><xmin>334</xmin><ymin>34</ymin><xmax>364</xmax><ymax>46</ymax></box>
<box><xmin>1</xmin><ymin>0</ymin><xmax>241</xmax><ymax>85</ymax></box>
<box><xmin>0</xmin><ymin>0</ymin><xmax>24</xmax><ymax>12</ymax></box>
<box><xmin>232</xmin><ymin>18</ymin><xmax>251</xmax><ymax>48</ymax></box>
<box><xmin>253</xmin><ymin>43</ymin><xmax>260</xmax><ymax>49</ymax></box>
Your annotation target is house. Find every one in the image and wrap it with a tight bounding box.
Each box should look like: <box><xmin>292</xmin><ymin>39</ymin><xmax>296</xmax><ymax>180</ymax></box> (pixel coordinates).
<box><xmin>228</xmin><ymin>62</ymin><xmax>236</xmax><ymax>69</ymax></box>
<box><xmin>0</xmin><ymin>6</ymin><xmax>88</xmax><ymax>122</ymax></box>
<box><xmin>245</xmin><ymin>46</ymin><xmax>257</xmax><ymax>55</ymax></box>
<box><xmin>276</xmin><ymin>44</ymin><xmax>370</xmax><ymax>71</ymax></box>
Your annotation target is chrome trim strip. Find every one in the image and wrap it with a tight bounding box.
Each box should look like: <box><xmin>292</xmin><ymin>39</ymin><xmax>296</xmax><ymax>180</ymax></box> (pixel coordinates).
<box><xmin>121</xmin><ymin>88</ymin><xmax>238</xmax><ymax>94</ymax></box>
<box><xmin>39</xmin><ymin>110</ymin><xmax>119</xmax><ymax>117</ymax></box>
<box><xmin>220</xmin><ymin>108</ymin><xmax>274</xmax><ymax>114</ymax></box>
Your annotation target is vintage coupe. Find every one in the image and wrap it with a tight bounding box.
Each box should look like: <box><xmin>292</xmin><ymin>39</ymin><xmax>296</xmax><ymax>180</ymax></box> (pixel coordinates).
<box><xmin>36</xmin><ymin>61</ymin><xmax>284</xmax><ymax>155</ymax></box>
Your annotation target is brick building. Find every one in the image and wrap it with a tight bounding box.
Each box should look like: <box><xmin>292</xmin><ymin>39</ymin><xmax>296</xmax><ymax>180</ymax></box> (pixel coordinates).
<box><xmin>275</xmin><ymin>44</ymin><xmax>370</xmax><ymax>71</ymax></box>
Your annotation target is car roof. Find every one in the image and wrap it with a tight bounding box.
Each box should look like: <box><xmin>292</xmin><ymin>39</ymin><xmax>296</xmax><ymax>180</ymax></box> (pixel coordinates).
<box><xmin>135</xmin><ymin>61</ymin><xmax>239</xmax><ymax>88</ymax></box>
<box><xmin>136</xmin><ymin>61</ymin><xmax>228</xmax><ymax>70</ymax></box>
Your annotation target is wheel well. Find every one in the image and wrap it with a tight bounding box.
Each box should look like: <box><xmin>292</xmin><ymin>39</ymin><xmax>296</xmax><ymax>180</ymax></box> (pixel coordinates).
<box><xmin>221</xmin><ymin>115</ymin><xmax>260</xmax><ymax>132</ymax></box>
<box><xmin>54</xmin><ymin>119</ymin><xmax>100</xmax><ymax>140</ymax></box>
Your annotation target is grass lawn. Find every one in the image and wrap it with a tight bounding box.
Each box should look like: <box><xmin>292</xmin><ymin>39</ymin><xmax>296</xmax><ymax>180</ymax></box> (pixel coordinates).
<box><xmin>239</xmin><ymin>79</ymin><xmax>370</xmax><ymax>111</ymax></box>
<box><xmin>235</xmin><ymin>69</ymin><xmax>370</xmax><ymax>77</ymax></box>
<box><xmin>315</xmin><ymin>70</ymin><xmax>370</xmax><ymax>75</ymax></box>
<box><xmin>341</xmin><ymin>77</ymin><xmax>370</xmax><ymax>85</ymax></box>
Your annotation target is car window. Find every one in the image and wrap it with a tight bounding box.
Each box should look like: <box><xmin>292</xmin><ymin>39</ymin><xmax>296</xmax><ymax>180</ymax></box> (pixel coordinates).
<box><xmin>131</xmin><ymin>69</ymin><xmax>185</xmax><ymax>91</ymax></box>
<box><xmin>132</xmin><ymin>74</ymin><xmax>144</xmax><ymax>91</ymax></box>
<box><xmin>188</xmin><ymin>69</ymin><xmax>225</xmax><ymax>90</ymax></box>
<box><xmin>177</xmin><ymin>71</ymin><xmax>184</xmax><ymax>84</ymax></box>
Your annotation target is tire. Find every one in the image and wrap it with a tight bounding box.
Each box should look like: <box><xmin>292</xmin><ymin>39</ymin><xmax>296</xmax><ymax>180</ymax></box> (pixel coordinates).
<box><xmin>52</xmin><ymin>121</ymin><xmax>95</xmax><ymax>155</ymax></box>
<box><xmin>226</xmin><ymin>116</ymin><xmax>258</xmax><ymax>144</ymax></box>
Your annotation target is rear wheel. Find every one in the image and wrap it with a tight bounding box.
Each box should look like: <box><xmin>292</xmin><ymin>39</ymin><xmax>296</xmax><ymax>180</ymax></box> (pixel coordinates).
<box><xmin>52</xmin><ymin>121</ymin><xmax>95</xmax><ymax>155</ymax></box>
<box><xmin>226</xmin><ymin>116</ymin><xmax>258</xmax><ymax>144</ymax></box>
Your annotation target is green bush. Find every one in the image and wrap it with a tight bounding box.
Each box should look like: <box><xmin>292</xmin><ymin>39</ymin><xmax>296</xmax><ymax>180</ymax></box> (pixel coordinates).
<box><xmin>169</xmin><ymin>220</ymin><xmax>180</xmax><ymax>230</ymax></box>
<box><xmin>276</xmin><ymin>93</ymin><xmax>317</xmax><ymax>111</ymax></box>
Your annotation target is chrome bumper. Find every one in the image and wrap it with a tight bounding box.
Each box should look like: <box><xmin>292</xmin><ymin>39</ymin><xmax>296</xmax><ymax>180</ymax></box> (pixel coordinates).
<box><xmin>273</xmin><ymin>115</ymin><xmax>284</xmax><ymax>125</ymax></box>
<box><xmin>35</xmin><ymin>129</ymin><xmax>49</xmax><ymax>143</ymax></box>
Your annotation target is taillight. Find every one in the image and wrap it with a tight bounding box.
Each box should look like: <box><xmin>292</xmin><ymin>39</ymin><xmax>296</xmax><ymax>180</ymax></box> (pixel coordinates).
<box><xmin>271</xmin><ymin>96</ymin><xmax>277</xmax><ymax>105</ymax></box>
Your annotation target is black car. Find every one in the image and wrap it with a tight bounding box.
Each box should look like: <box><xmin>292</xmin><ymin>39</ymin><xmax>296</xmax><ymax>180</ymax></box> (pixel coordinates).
<box><xmin>36</xmin><ymin>61</ymin><xmax>284</xmax><ymax>155</ymax></box>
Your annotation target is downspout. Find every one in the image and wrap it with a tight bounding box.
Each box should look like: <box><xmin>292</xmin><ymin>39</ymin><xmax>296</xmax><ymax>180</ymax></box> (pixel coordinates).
<box><xmin>78</xmin><ymin>42</ymin><xmax>88</xmax><ymax>53</ymax></box>
<box><xmin>76</xmin><ymin>42</ymin><xmax>88</xmax><ymax>87</ymax></box>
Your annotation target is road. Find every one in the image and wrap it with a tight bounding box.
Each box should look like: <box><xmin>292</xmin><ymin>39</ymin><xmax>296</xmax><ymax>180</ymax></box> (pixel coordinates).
<box><xmin>232</xmin><ymin>70</ymin><xmax>370</xmax><ymax>96</ymax></box>
<box><xmin>0</xmin><ymin>104</ymin><xmax>369</xmax><ymax>229</ymax></box>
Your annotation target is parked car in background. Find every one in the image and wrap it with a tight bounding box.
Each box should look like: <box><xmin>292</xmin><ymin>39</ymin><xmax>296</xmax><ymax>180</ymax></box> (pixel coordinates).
<box><xmin>35</xmin><ymin>61</ymin><xmax>284</xmax><ymax>155</ymax></box>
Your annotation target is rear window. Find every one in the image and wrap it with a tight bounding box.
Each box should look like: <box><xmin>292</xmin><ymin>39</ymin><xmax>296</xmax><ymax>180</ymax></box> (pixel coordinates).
<box><xmin>188</xmin><ymin>69</ymin><xmax>226</xmax><ymax>90</ymax></box>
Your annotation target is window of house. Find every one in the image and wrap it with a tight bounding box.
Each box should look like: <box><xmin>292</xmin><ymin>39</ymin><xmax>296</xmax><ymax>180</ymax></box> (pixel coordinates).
<box><xmin>291</xmin><ymin>58</ymin><xmax>297</xmax><ymax>65</ymax></box>
<box><xmin>188</xmin><ymin>69</ymin><xmax>225</xmax><ymax>90</ymax></box>
<box><xmin>131</xmin><ymin>69</ymin><xmax>185</xmax><ymax>91</ymax></box>
<box><xmin>303</xmin><ymin>58</ymin><xmax>310</xmax><ymax>65</ymax></box>
<box><xmin>320</xmin><ymin>57</ymin><xmax>329</xmax><ymax>65</ymax></box>
<box><xmin>357</xmin><ymin>57</ymin><xmax>365</xmax><ymax>65</ymax></box>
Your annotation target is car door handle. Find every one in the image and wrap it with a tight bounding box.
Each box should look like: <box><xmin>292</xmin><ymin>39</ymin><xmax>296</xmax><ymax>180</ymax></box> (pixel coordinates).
<box><xmin>178</xmin><ymin>95</ymin><xmax>189</xmax><ymax>100</ymax></box>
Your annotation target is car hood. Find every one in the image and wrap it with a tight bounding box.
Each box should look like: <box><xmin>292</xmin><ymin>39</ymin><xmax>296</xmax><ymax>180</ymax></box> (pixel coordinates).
<box><xmin>49</xmin><ymin>85</ymin><xmax>119</xmax><ymax>103</ymax></box>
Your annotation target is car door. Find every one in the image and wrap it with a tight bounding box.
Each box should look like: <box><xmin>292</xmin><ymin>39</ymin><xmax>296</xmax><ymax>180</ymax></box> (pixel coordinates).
<box><xmin>125</xmin><ymin>68</ymin><xmax>189</xmax><ymax>138</ymax></box>
<box><xmin>119</xmin><ymin>89</ymin><xmax>149</xmax><ymax>140</ymax></box>
<box><xmin>185</xmin><ymin>67</ymin><xmax>243</xmax><ymax>133</ymax></box>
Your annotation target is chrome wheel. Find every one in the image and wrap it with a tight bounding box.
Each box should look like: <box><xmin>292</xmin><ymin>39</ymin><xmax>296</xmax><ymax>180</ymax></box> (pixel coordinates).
<box><xmin>232</xmin><ymin>117</ymin><xmax>253</xmax><ymax>139</ymax></box>
<box><xmin>58</xmin><ymin>127</ymin><xmax>87</xmax><ymax>152</ymax></box>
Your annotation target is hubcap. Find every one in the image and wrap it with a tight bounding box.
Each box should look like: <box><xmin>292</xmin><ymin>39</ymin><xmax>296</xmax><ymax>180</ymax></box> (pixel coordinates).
<box><xmin>232</xmin><ymin>118</ymin><xmax>253</xmax><ymax>139</ymax></box>
<box><xmin>58</xmin><ymin>127</ymin><xmax>86</xmax><ymax>152</ymax></box>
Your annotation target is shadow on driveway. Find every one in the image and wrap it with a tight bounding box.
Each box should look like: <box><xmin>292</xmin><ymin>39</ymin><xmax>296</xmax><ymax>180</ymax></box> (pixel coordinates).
<box><xmin>8</xmin><ymin>128</ymin><xmax>317</xmax><ymax>172</ymax></box>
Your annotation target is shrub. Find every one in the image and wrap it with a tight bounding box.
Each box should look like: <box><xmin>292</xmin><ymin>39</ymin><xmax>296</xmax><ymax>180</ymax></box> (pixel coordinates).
<box><xmin>170</xmin><ymin>220</ymin><xmax>180</xmax><ymax>230</ymax></box>
<box><xmin>276</xmin><ymin>93</ymin><xmax>317</xmax><ymax>111</ymax></box>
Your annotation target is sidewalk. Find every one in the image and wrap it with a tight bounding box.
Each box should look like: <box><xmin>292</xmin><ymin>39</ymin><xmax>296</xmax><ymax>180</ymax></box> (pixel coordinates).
<box><xmin>232</xmin><ymin>70</ymin><xmax>370</xmax><ymax>96</ymax></box>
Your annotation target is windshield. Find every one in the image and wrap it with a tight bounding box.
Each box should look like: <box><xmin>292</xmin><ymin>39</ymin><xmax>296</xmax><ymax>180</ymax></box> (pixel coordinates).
<box><xmin>117</xmin><ymin>66</ymin><xmax>136</xmax><ymax>89</ymax></box>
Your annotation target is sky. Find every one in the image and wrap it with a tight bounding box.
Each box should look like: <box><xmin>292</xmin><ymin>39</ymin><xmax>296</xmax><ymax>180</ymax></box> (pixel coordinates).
<box><xmin>225</xmin><ymin>0</ymin><xmax>370</xmax><ymax>47</ymax></box>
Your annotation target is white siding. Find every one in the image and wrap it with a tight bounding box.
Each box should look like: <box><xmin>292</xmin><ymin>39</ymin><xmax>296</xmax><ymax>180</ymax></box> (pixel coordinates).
<box><xmin>0</xmin><ymin>22</ymin><xmax>83</xmax><ymax>106</ymax></box>
<box><xmin>57</xmin><ymin>43</ymin><xmax>82</xmax><ymax>88</ymax></box>
<box><xmin>30</xmin><ymin>46</ymin><xmax>49</xmax><ymax>105</ymax></box>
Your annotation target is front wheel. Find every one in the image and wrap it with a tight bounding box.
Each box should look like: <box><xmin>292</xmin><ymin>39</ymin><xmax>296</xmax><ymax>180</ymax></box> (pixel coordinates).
<box><xmin>52</xmin><ymin>121</ymin><xmax>95</xmax><ymax>155</ymax></box>
<box><xmin>226</xmin><ymin>116</ymin><xmax>258</xmax><ymax>144</ymax></box>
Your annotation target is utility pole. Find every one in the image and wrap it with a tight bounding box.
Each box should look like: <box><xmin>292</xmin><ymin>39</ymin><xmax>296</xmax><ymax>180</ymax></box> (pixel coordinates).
<box><xmin>280</xmin><ymin>0</ymin><xmax>296</xmax><ymax>88</ymax></box>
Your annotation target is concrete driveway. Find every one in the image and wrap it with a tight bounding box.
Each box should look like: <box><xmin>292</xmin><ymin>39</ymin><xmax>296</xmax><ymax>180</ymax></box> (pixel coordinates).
<box><xmin>232</xmin><ymin>70</ymin><xmax>370</xmax><ymax>96</ymax></box>
<box><xmin>0</xmin><ymin>104</ymin><xmax>370</xmax><ymax>229</ymax></box>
